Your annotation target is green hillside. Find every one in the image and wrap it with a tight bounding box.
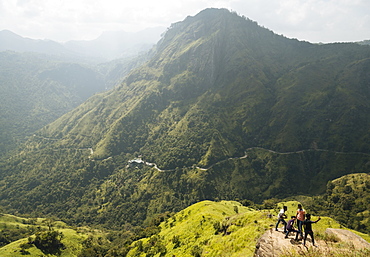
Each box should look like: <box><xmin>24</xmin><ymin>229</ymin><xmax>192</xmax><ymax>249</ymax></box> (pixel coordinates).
<box><xmin>0</xmin><ymin>213</ymin><xmax>91</xmax><ymax>256</ymax></box>
<box><xmin>0</xmin><ymin>8</ymin><xmax>369</xmax><ymax>232</ymax></box>
<box><xmin>127</xmin><ymin>200</ymin><xmax>264</xmax><ymax>257</ymax></box>
<box><xmin>37</xmin><ymin>10</ymin><xmax>370</xmax><ymax>165</ymax></box>
<box><xmin>32</xmin><ymin>9</ymin><xmax>370</xmax><ymax>168</ymax></box>
<box><xmin>125</xmin><ymin>200</ymin><xmax>370</xmax><ymax>257</ymax></box>
<box><xmin>1</xmin><ymin>199</ymin><xmax>369</xmax><ymax>256</ymax></box>
<box><xmin>302</xmin><ymin>173</ymin><xmax>370</xmax><ymax>234</ymax></box>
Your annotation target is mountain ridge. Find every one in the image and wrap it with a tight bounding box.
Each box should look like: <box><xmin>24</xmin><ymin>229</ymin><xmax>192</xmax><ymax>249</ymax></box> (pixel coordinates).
<box><xmin>0</xmin><ymin>27</ymin><xmax>163</xmax><ymax>61</ymax></box>
<box><xmin>38</xmin><ymin>8</ymin><xmax>370</xmax><ymax>167</ymax></box>
<box><xmin>0</xmin><ymin>30</ymin><xmax>73</xmax><ymax>57</ymax></box>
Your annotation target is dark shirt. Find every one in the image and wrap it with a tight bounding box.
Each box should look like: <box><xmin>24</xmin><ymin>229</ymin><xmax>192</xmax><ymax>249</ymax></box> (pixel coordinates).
<box><xmin>303</xmin><ymin>220</ymin><xmax>316</xmax><ymax>232</ymax></box>
<box><xmin>286</xmin><ymin>219</ymin><xmax>295</xmax><ymax>230</ymax></box>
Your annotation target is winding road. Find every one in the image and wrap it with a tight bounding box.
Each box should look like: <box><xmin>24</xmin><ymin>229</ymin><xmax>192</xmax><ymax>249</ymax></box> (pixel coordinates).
<box><xmin>14</xmin><ymin>135</ymin><xmax>370</xmax><ymax>173</ymax></box>
<box><xmin>133</xmin><ymin>147</ymin><xmax>370</xmax><ymax>172</ymax></box>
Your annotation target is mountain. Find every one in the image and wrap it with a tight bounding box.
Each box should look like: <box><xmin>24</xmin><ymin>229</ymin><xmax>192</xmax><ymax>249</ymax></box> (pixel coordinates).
<box><xmin>0</xmin><ymin>51</ymin><xmax>104</xmax><ymax>155</ymax></box>
<box><xmin>0</xmin><ymin>8</ymin><xmax>370</xmax><ymax>230</ymax></box>
<box><xmin>0</xmin><ymin>51</ymin><xmax>149</xmax><ymax>155</ymax></box>
<box><xmin>358</xmin><ymin>40</ymin><xmax>370</xmax><ymax>45</ymax></box>
<box><xmin>0</xmin><ymin>30</ymin><xmax>75</xmax><ymax>57</ymax></box>
<box><xmin>39</xmin><ymin>9</ymin><xmax>370</xmax><ymax>166</ymax></box>
<box><xmin>0</xmin><ymin>28</ymin><xmax>164</xmax><ymax>61</ymax></box>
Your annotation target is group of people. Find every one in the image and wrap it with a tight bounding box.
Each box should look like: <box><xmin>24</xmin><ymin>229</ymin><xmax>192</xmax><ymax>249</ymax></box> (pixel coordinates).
<box><xmin>275</xmin><ymin>204</ymin><xmax>321</xmax><ymax>247</ymax></box>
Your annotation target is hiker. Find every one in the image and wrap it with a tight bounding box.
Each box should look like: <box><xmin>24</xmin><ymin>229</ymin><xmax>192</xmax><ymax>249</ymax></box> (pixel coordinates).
<box><xmin>275</xmin><ymin>206</ymin><xmax>287</xmax><ymax>232</ymax></box>
<box><xmin>296</xmin><ymin>204</ymin><xmax>305</xmax><ymax>239</ymax></box>
<box><xmin>285</xmin><ymin>216</ymin><xmax>299</xmax><ymax>239</ymax></box>
<box><xmin>303</xmin><ymin>214</ymin><xmax>321</xmax><ymax>246</ymax></box>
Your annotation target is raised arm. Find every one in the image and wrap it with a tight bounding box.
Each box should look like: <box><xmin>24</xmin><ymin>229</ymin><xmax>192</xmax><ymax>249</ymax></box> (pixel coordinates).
<box><xmin>313</xmin><ymin>217</ymin><xmax>321</xmax><ymax>223</ymax></box>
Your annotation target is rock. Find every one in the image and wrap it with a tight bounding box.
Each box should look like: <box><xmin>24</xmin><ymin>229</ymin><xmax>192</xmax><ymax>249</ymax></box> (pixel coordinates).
<box><xmin>325</xmin><ymin>228</ymin><xmax>370</xmax><ymax>249</ymax></box>
<box><xmin>254</xmin><ymin>229</ymin><xmax>303</xmax><ymax>257</ymax></box>
<box><xmin>254</xmin><ymin>227</ymin><xmax>370</xmax><ymax>257</ymax></box>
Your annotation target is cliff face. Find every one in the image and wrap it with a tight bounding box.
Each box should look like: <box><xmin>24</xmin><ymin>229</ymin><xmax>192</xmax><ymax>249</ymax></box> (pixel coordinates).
<box><xmin>254</xmin><ymin>228</ymin><xmax>370</xmax><ymax>257</ymax></box>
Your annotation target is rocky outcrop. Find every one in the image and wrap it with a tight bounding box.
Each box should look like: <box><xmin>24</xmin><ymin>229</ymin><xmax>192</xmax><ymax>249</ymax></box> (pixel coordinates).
<box><xmin>325</xmin><ymin>228</ymin><xmax>370</xmax><ymax>249</ymax></box>
<box><xmin>254</xmin><ymin>228</ymin><xmax>370</xmax><ymax>257</ymax></box>
<box><xmin>254</xmin><ymin>229</ymin><xmax>304</xmax><ymax>257</ymax></box>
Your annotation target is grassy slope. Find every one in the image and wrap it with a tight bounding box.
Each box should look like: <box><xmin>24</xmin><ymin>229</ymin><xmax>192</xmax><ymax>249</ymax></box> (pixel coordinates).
<box><xmin>1</xmin><ymin>200</ymin><xmax>369</xmax><ymax>256</ymax></box>
<box><xmin>127</xmin><ymin>200</ymin><xmax>370</xmax><ymax>257</ymax></box>
<box><xmin>0</xmin><ymin>214</ymin><xmax>91</xmax><ymax>257</ymax></box>
<box><xmin>0</xmin><ymin>229</ymin><xmax>86</xmax><ymax>257</ymax></box>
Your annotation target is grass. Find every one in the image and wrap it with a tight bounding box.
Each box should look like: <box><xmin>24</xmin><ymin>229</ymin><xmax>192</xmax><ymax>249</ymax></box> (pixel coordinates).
<box><xmin>127</xmin><ymin>200</ymin><xmax>278</xmax><ymax>257</ymax></box>
<box><xmin>127</xmin><ymin>200</ymin><xmax>370</xmax><ymax>257</ymax></box>
<box><xmin>0</xmin><ymin>228</ymin><xmax>88</xmax><ymax>257</ymax></box>
<box><xmin>0</xmin><ymin>213</ymin><xmax>92</xmax><ymax>257</ymax></box>
<box><xmin>2</xmin><ymin>200</ymin><xmax>369</xmax><ymax>256</ymax></box>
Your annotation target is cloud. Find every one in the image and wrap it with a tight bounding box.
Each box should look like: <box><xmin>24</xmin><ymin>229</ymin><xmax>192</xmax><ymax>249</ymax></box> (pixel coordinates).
<box><xmin>0</xmin><ymin>0</ymin><xmax>369</xmax><ymax>42</ymax></box>
<box><xmin>231</xmin><ymin>0</ymin><xmax>370</xmax><ymax>42</ymax></box>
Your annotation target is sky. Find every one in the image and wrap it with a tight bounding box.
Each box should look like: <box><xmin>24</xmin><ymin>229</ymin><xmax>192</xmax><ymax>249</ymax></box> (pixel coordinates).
<box><xmin>0</xmin><ymin>0</ymin><xmax>369</xmax><ymax>43</ymax></box>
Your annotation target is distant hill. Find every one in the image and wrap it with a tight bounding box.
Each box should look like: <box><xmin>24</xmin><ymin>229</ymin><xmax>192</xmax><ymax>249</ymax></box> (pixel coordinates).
<box><xmin>0</xmin><ymin>50</ymin><xmax>149</xmax><ymax>155</ymax></box>
<box><xmin>0</xmin><ymin>51</ymin><xmax>106</xmax><ymax>154</ymax></box>
<box><xmin>358</xmin><ymin>40</ymin><xmax>370</xmax><ymax>45</ymax></box>
<box><xmin>0</xmin><ymin>28</ymin><xmax>155</xmax><ymax>155</ymax></box>
<box><xmin>0</xmin><ymin>28</ymin><xmax>164</xmax><ymax>61</ymax></box>
<box><xmin>0</xmin><ymin>30</ymin><xmax>73</xmax><ymax>57</ymax></box>
<box><xmin>302</xmin><ymin>173</ymin><xmax>370</xmax><ymax>234</ymax></box>
<box><xmin>0</xmin><ymin>8</ymin><xmax>369</xmax><ymax>231</ymax></box>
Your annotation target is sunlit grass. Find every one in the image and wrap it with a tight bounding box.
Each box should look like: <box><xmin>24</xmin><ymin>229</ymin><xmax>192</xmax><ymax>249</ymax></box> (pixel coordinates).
<box><xmin>0</xmin><ymin>214</ymin><xmax>91</xmax><ymax>257</ymax></box>
<box><xmin>127</xmin><ymin>200</ymin><xmax>370</xmax><ymax>257</ymax></box>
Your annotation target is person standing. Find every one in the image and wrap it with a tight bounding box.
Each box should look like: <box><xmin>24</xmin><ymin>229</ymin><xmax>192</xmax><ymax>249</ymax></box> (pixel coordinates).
<box><xmin>303</xmin><ymin>214</ymin><xmax>321</xmax><ymax>246</ymax></box>
<box><xmin>275</xmin><ymin>206</ymin><xmax>287</xmax><ymax>232</ymax></box>
<box><xmin>296</xmin><ymin>204</ymin><xmax>306</xmax><ymax>239</ymax></box>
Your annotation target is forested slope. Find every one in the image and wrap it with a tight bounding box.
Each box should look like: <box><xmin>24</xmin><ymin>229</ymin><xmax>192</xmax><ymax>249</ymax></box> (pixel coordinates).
<box><xmin>0</xmin><ymin>52</ymin><xmax>106</xmax><ymax>154</ymax></box>
<box><xmin>0</xmin><ymin>50</ymin><xmax>150</xmax><ymax>155</ymax></box>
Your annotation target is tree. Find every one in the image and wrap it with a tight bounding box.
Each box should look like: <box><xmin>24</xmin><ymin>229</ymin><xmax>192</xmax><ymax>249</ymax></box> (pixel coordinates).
<box><xmin>32</xmin><ymin>230</ymin><xmax>64</xmax><ymax>254</ymax></box>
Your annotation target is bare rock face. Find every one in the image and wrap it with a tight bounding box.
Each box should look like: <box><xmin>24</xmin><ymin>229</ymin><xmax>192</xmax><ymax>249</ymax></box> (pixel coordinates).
<box><xmin>254</xmin><ymin>228</ymin><xmax>370</xmax><ymax>257</ymax></box>
<box><xmin>325</xmin><ymin>228</ymin><xmax>370</xmax><ymax>249</ymax></box>
<box><xmin>254</xmin><ymin>229</ymin><xmax>303</xmax><ymax>257</ymax></box>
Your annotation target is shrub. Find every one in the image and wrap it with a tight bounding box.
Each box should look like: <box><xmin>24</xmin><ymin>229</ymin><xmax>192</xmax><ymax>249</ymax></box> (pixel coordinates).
<box><xmin>31</xmin><ymin>230</ymin><xmax>64</xmax><ymax>254</ymax></box>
